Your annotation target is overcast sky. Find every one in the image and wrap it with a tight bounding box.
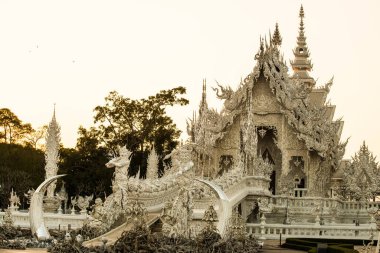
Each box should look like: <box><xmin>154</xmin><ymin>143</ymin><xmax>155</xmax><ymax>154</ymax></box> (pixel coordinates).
<box><xmin>0</xmin><ymin>0</ymin><xmax>379</xmax><ymax>159</ymax></box>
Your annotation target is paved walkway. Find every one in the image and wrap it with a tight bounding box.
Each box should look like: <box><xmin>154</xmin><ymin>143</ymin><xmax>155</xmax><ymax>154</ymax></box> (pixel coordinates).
<box><xmin>0</xmin><ymin>250</ymin><xmax>47</xmax><ymax>253</ymax></box>
<box><xmin>2</xmin><ymin>240</ymin><xmax>374</xmax><ymax>252</ymax></box>
<box><xmin>0</xmin><ymin>240</ymin><xmax>305</xmax><ymax>253</ymax></box>
<box><xmin>0</xmin><ymin>240</ymin><xmax>306</xmax><ymax>253</ymax></box>
<box><xmin>261</xmin><ymin>240</ymin><xmax>378</xmax><ymax>252</ymax></box>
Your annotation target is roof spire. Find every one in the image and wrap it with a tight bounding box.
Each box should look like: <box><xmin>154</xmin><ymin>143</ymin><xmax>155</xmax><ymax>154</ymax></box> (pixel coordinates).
<box><xmin>300</xmin><ymin>4</ymin><xmax>304</xmax><ymax>18</ymax></box>
<box><xmin>53</xmin><ymin>103</ymin><xmax>56</xmax><ymax>120</ymax></box>
<box><xmin>272</xmin><ymin>23</ymin><xmax>282</xmax><ymax>46</ymax></box>
<box><xmin>199</xmin><ymin>78</ymin><xmax>208</xmax><ymax>115</ymax></box>
<box><xmin>45</xmin><ymin>105</ymin><xmax>61</xmax><ymax>198</ymax></box>
<box><xmin>202</xmin><ymin>79</ymin><xmax>207</xmax><ymax>104</ymax></box>
<box><xmin>290</xmin><ymin>5</ymin><xmax>315</xmax><ymax>90</ymax></box>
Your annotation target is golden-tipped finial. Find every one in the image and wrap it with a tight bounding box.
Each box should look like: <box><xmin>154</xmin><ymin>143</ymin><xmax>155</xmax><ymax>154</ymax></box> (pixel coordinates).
<box><xmin>272</xmin><ymin>23</ymin><xmax>282</xmax><ymax>46</ymax></box>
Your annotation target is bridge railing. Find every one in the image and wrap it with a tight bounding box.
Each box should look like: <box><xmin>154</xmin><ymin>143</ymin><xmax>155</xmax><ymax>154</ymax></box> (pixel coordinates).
<box><xmin>0</xmin><ymin>210</ymin><xmax>86</xmax><ymax>231</ymax></box>
<box><xmin>271</xmin><ymin>195</ymin><xmax>380</xmax><ymax>214</ymax></box>
<box><xmin>246</xmin><ymin>222</ymin><xmax>377</xmax><ymax>240</ymax></box>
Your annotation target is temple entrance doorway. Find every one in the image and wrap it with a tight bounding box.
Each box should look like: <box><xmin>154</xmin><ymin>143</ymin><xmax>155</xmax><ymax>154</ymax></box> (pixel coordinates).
<box><xmin>256</xmin><ymin>126</ymin><xmax>282</xmax><ymax>195</ymax></box>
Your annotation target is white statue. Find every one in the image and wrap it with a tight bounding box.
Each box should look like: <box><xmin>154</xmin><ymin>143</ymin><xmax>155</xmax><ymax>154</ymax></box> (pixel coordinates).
<box><xmin>146</xmin><ymin>147</ymin><xmax>159</xmax><ymax>180</ymax></box>
<box><xmin>9</xmin><ymin>189</ymin><xmax>20</xmax><ymax>211</ymax></box>
<box><xmin>106</xmin><ymin>146</ymin><xmax>132</xmax><ymax>193</ymax></box>
<box><xmin>56</xmin><ymin>182</ymin><xmax>68</xmax><ymax>211</ymax></box>
<box><xmin>76</xmin><ymin>195</ymin><xmax>93</xmax><ymax>214</ymax></box>
<box><xmin>96</xmin><ymin>146</ymin><xmax>133</xmax><ymax>229</ymax></box>
<box><xmin>161</xmin><ymin>187</ymin><xmax>193</xmax><ymax>237</ymax></box>
<box><xmin>90</xmin><ymin>198</ymin><xmax>104</xmax><ymax>220</ymax></box>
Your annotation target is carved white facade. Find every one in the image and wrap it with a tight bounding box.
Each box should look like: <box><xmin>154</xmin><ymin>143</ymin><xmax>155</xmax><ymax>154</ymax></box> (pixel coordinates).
<box><xmin>187</xmin><ymin>6</ymin><xmax>346</xmax><ymax>198</ymax></box>
<box><xmin>340</xmin><ymin>142</ymin><xmax>380</xmax><ymax>201</ymax></box>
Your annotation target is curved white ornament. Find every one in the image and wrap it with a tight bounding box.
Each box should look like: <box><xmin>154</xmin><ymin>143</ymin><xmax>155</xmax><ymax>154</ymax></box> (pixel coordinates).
<box><xmin>30</xmin><ymin>174</ymin><xmax>66</xmax><ymax>240</ymax></box>
<box><xmin>195</xmin><ymin>178</ymin><xmax>231</xmax><ymax>237</ymax></box>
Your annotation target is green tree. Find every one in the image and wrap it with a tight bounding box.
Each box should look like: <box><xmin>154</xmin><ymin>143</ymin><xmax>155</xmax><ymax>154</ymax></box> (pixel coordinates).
<box><xmin>92</xmin><ymin>87</ymin><xmax>188</xmax><ymax>177</ymax></box>
<box><xmin>24</xmin><ymin>125</ymin><xmax>48</xmax><ymax>149</ymax></box>
<box><xmin>57</xmin><ymin>87</ymin><xmax>188</xmax><ymax>200</ymax></box>
<box><xmin>0</xmin><ymin>108</ymin><xmax>33</xmax><ymax>145</ymax></box>
<box><xmin>58</xmin><ymin>127</ymin><xmax>113</xmax><ymax>199</ymax></box>
<box><xmin>0</xmin><ymin>143</ymin><xmax>45</xmax><ymax>209</ymax></box>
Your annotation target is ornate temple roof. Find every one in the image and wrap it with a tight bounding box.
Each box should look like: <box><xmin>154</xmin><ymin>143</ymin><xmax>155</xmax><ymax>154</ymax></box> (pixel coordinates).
<box><xmin>290</xmin><ymin>5</ymin><xmax>315</xmax><ymax>90</ymax></box>
<box><xmin>190</xmin><ymin>5</ymin><xmax>347</xmax><ymax>170</ymax></box>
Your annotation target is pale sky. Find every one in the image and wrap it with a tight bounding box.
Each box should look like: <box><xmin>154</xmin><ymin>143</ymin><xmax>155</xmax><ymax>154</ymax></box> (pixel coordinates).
<box><xmin>0</xmin><ymin>0</ymin><xmax>379</xmax><ymax>160</ymax></box>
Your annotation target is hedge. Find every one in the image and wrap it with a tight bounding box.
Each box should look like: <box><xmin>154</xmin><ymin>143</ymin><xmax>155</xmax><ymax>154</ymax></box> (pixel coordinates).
<box><xmin>286</xmin><ymin>237</ymin><xmax>376</xmax><ymax>246</ymax></box>
<box><xmin>283</xmin><ymin>238</ymin><xmax>358</xmax><ymax>253</ymax></box>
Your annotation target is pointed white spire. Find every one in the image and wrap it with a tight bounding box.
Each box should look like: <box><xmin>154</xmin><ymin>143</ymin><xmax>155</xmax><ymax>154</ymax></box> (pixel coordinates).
<box><xmin>272</xmin><ymin>23</ymin><xmax>282</xmax><ymax>46</ymax></box>
<box><xmin>290</xmin><ymin>5</ymin><xmax>315</xmax><ymax>89</ymax></box>
<box><xmin>45</xmin><ymin>105</ymin><xmax>61</xmax><ymax>198</ymax></box>
<box><xmin>146</xmin><ymin>146</ymin><xmax>159</xmax><ymax>180</ymax></box>
<box><xmin>199</xmin><ymin>79</ymin><xmax>208</xmax><ymax>115</ymax></box>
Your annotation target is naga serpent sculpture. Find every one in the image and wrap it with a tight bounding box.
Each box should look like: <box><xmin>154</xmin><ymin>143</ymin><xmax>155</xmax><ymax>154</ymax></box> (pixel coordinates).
<box><xmin>195</xmin><ymin>178</ymin><xmax>231</xmax><ymax>236</ymax></box>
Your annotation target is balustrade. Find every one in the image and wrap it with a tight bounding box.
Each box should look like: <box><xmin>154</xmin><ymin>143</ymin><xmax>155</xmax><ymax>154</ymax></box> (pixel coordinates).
<box><xmin>271</xmin><ymin>195</ymin><xmax>380</xmax><ymax>215</ymax></box>
<box><xmin>246</xmin><ymin>222</ymin><xmax>377</xmax><ymax>240</ymax></box>
<box><xmin>294</xmin><ymin>188</ymin><xmax>307</xmax><ymax>197</ymax></box>
<box><xmin>0</xmin><ymin>210</ymin><xmax>86</xmax><ymax>230</ymax></box>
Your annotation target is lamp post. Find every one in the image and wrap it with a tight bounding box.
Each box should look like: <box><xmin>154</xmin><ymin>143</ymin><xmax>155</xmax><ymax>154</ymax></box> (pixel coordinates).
<box><xmin>283</xmin><ymin>189</ymin><xmax>292</xmax><ymax>224</ymax></box>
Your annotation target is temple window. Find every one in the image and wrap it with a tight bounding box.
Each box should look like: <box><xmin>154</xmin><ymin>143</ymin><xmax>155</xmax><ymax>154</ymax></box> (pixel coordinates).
<box><xmin>291</xmin><ymin>156</ymin><xmax>304</xmax><ymax>170</ymax></box>
<box><xmin>217</xmin><ymin>155</ymin><xmax>233</xmax><ymax>176</ymax></box>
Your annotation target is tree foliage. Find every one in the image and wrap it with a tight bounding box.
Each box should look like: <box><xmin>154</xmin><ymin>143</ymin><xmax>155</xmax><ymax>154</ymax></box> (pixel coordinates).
<box><xmin>0</xmin><ymin>108</ymin><xmax>33</xmax><ymax>145</ymax></box>
<box><xmin>0</xmin><ymin>108</ymin><xmax>46</xmax><ymax>149</ymax></box>
<box><xmin>87</xmin><ymin>87</ymin><xmax>188</xmax><ymax>177</ymax></box>
<box><xmin>93</xmin><ymin>87</ymin><xmax>188</xmax><ymax>152</ymax></box>
<box><xmin>0</xmin><ymin>109</ymin><xmax>46</xmax><ymax>209</ymax></box>
<box><xmin>0</xmin><ymin>143</ymin><xmax>45</xmax><ymax>209</ymax></box>
<box><xmin>0</xmin><ymin>86</ymin><xmax>188</xmax><ymax>207</ymax></box>
<box><xmin>24</xmin><ymin>125</ymin><xmax>48</xmax><ymax>149</ymax></box>
<box><xmin>58</xmin><ymin>127</ymin><xmax>113</xmax><ymax>199</ymax></box>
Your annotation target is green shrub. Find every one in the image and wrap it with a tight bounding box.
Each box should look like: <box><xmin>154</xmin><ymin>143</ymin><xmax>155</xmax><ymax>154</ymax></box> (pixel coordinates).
<box><xmin>283</xmin><ymin>238</ymin><xmax>358</xmax><ymax>253</ymax></box>
<box><xmin>282</xmin><ymin>242</ymin><xmax>313</xmax><ymax>251</ymax></box>
<box><xmin>285</xmin><ymin>238</ymin><xmax>318</xmax><ymax>247</ymax></box>
<box><xmin>326</xmin><ymin>244</ymin><xmax>357</xmax><ymax>253</ymax></box>
<box><xmin>287</xmin><ymin>237</ymin><xmax>375</xmax><ymax>246</ymax></box>
<box><xmin>308</xmin><ymin>244</ymin><xmax>357</xmax><ymax>253</ymax></box>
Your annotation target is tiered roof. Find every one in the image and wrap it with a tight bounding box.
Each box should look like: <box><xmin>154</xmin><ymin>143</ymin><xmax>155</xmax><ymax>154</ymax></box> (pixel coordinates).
<box><xmin>190</xmin><ymin>5</ymin><xmax>346</xmax><ymax>170</ymax></box>
<box><xmin>290</xmin><ymin>5</ymin><xmax>315</xmax><ymax>89</ymax></box>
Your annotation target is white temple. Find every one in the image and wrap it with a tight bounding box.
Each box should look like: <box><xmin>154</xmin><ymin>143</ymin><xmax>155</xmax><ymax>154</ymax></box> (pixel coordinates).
<box><xmin>83</xmin><ymin>6</ymin><xmax>379</xmax><ymax>244</ymax></box>
<box><xmin>190</xmin><ymin>6</ymin><xmax>346</xmax><ymax>199</ymax></box>
<box><xmin>2</xmin><ymin>5</ymin><xmax>379</xmax><ymax>246</ymax></box>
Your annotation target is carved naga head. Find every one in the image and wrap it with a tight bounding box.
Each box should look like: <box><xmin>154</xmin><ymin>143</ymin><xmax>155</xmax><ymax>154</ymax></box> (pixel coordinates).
<box><xmin>212</xmin><ymin>81</ymin><xmax>233</xmax><ymax>100</ymax></box>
